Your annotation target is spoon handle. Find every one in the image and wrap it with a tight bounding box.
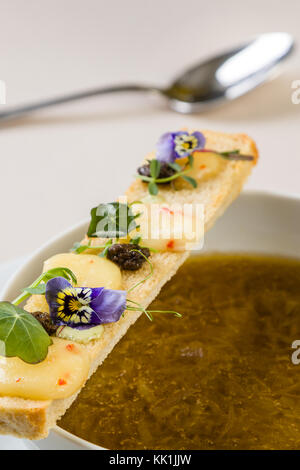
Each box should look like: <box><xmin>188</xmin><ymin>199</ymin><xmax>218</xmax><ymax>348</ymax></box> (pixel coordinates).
<box><xmin>0</xmin><ymin>84</ymin><xmax>159</xmax><ymax>122</ymax></box>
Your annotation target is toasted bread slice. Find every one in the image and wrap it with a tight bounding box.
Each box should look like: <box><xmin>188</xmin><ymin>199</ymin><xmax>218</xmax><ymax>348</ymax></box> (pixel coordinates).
<box><xmin>0</xmin><ymin>130</ymin><xmax>258</xmax><ymax>439</ymax></box>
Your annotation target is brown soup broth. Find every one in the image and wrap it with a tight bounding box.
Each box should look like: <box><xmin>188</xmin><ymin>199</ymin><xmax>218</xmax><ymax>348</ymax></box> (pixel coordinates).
<box><xmin>60</xmin><ymin>254</ymin><xmax>300</xmax><ymax>450</ymax></box>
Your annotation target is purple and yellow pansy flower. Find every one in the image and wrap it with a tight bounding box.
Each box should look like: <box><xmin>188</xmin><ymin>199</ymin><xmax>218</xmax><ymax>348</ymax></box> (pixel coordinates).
<box><xmin>45</xmin><ymin>277</ymin><xmax>127</xmax><ymax>329</ymax></box>
<box><xmin>156</xmin><ymin>131</ymin><xmax>206</xmax><ymax>162</ymax></box>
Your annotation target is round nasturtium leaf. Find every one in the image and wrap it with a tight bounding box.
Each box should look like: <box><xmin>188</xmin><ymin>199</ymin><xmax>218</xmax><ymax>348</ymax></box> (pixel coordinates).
<box><xmin>0</xmin><ymin>301</ymin><xmax>52</xmax><ymax>364</ymax></box>
<box><xmin>87</xmin><ymin>202</ymin><xmax>140</xmax><ymax>239</ymax></box>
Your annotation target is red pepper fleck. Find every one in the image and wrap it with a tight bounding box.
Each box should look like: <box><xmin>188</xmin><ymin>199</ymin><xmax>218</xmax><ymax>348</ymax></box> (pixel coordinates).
<box><xmin>167</xmin><ymin>240</ymin><xmax>175</xmax><ymax>249</ymax></box>
<box><xmin>66</xmin><ymin>343</ymin><xmax>79</xmax><ymax>354</ymax></box>
<box><xmin>161</xmin><ymin>207</ymin><xmax>174</xmax><ymax>215</ymax></box>
<box><xmin>16</xmin><ymin>378</ymin><xmax>21</xmax><ymax>383</ymax></box>
<box><xmin>58</xmin><ymin>379</ymin><xmax>67</xmax><ymax>386</ymax></box>
<box><xmin>199</xmin><ymin>164</ymin><xmax>206</xmax><ymax>170</ymax></box>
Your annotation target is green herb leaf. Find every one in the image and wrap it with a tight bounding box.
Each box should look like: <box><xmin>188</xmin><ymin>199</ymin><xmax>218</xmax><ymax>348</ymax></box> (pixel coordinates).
<box><xmin>220</xmin><ymin>149</ymin><xmax>240</xmax><ymax>156</ymax></box>
<box><xmin>87</xmin><ymin>202</ymin><xmax>140</xmax><ymax>238</ymax></box>
<box><xmin>136</xmin><ymin>167</ymin><xmax>192</xmax><ymax>185</ymax></box>
<box><xmin>23</xmin><ymin>285</ymin><xmax>47</xmax><ymax>295</ymax></box>
<box><xmin>148</xmin><ymin>182</ymin><xmax>158</xmax><ymax>195</ymax></box>
<box><xmin>72</xmin><ymin>240</ymin><xmax>114</xmax><ymax>258</ymax></box>
<box><xmin>188</xmin><ymin>154</ymin><xmax>194</xmax><ymax>167</ymax></box>
<box><xmin>218</xmin><ymin>150</ymin><xmax>254</xmax><ymax>161</ymax></box>
<box><xmin>147</xmin><ymin>246</ymin><xmax>159</xmax><ymax>253</ymax></box>
<box><xmin>13</xmin><ymin>267</ymin><xmax>77</xmax><ymax>306</ymax></box>
<box><xmin>168</xmin><ymin>162</ymin><xmax>182</xmax><ymax>172</ymax></box>
<box><xmin>129</xmin><ymin>200</ymin><xmax>143</xmax><ymax>207</ymax></box>
<box><xmin>136</xmin><ymin>158</ymin><xmax>197</xmax><ymax>196</ymax></box>
<box><xmin>0</xmin><ymin>302</ymin><xmax>52</xmax><ymax>364</ymax></box>
<box><xmin>130</xmin><ymin>236</ymin><xmax>142</xmax><ymax>245</ymax></box>
<box><xmin>150</xmin><ymin>159</ymin><xmax>161</xmax><ymax>179</ymax></box>
<box><xmin>40</xmin><ymin>267</ymin><xmax>77</xmax><ymax>285</ymax></box>
<box><xmin>71</xmin><ymin>242</ymin><xmax>91</xmax><ymax>254</ymax></box>
<box><xmin>99</xmin><ymin>239</ymin><xmax>113</xmax><ymax>258</ymax></box>
<box><xmin>182</xmin><ymin>175</ymin><xmax>198</xmax><ymax>188</ymax></box>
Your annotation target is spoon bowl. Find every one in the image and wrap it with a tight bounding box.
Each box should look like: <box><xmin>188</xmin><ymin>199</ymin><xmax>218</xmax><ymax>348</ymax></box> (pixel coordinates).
<box><xmin>165</xmin><ymin>32</ymin><xmax>294</xmax><ymax>113</ymax></box>
<box><xmin>0</xmin><ymin>32</ymin><xmax>294</xmax><ymax>122</ymax></box>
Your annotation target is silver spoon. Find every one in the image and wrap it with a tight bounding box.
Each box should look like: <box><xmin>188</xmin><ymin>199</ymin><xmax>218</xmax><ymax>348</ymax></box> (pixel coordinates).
<box><xmin>0</xmin><ymin>32</ymin><xmax>294</xmax><ymax>122</ymax></box>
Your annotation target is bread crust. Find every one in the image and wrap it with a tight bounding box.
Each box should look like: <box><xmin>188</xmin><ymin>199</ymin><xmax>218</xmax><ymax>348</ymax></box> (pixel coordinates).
<box><xmin>0</xmin><ymin>130</ymin><xmax>258</xmax><ymax>439</ymax></box>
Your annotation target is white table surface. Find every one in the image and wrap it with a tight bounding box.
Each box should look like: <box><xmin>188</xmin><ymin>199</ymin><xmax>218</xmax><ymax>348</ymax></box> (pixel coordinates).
<box><xmin>0</xmin><ymin>0</ymin><xmax>299</xmax><ymax>450</ymax></box>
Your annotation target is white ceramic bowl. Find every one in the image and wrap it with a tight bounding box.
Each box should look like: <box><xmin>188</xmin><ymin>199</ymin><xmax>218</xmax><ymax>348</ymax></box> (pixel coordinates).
<box><xmin>1</xmin><ymin>190</ymin><xmax>300</xmax><ymax>450</ymax></box>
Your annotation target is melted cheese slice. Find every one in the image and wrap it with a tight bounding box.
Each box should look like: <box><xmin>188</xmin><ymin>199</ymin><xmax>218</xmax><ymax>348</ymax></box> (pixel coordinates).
<box><xmin>131</xmin><ymin>203</ymin><xmax>204</xmax><ymax>252</ymax></box>
<box><xmin>44</xmin><ymin>253</ymin><xmax>122</xmax><ymax>289</ymax></box>
<box><xmin>177</xmin><ymin>151</ymin><xmax>226</xmax><ymax>182</ymax></box>
<box><xmin>0</xmin><ymin>338</ymin><xmax>90</xmax><ymax>400</ymax></box>
<box><xmin>2</xmin><ymin>253</ymin><xmax>123</xmax><ymax>400</ymax></box>
<box><xmin>25</xmin><ymin>253</ymin><xmax>122</xmax><ymax>314</ymax></box>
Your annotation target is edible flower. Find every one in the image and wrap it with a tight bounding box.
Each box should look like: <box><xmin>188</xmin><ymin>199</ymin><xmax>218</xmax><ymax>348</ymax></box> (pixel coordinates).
<box><xmin>137</xmin><ymin>130</ymin><xmax>255</xmax><ymax>195</ymax></box>
<box><xmin>156</xmin><ymin>131</ymin><xmax>206</xmax><ymax>162</ymax></box>
<box><xmin>0</xmin><ymin>267</ymin><xmax>80</xmax><ymax>364</ymax></box>
<box><xmin>45</xmin><ymin>277</ymin><xmax>127</xmax><ymax>329</ymax></box>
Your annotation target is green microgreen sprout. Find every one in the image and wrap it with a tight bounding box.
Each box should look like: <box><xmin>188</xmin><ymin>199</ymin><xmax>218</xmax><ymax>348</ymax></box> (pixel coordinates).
<box><xmin>136</xmin><ymin>145</ymin><xmax>254</xmax><ymax>195</ymax></box>
<box><xmin>71</xmin><ymin>241</ymin><xmax>94</xmax><ymax>254</ymax></box>
<box><xmin>126</xmin><ymin>299</ymin><xmax>182</xmax><ymax>322</ymax></box>
<box><xmin>129</xmin><ymin>236</ymin><xmax>158</xmax><ymax>253</ymax></box>
<box><xmin>217</xmin><ymin>149</ymin><xmax>254</xmax><ymax>161</ymax></box>
<box><xmin>136</xmin><ymin>157</ymin><xmax>197</xmax><ymax>196</ymax></box>
<box><xmin>127</xmin><ymin>250</ymin><xmax>154</xmax><ymax>294</ymax></box>
<box><xmin>129</xmin><ymin>235</ymin><xmax>142</xmax><ymax>245</ymax></box>
<box><xmin>71</xmin><ymin>240</ymin><xmax>112</xmax><ymax>257</ymax></box>
<box><xmin>99</xmin><ymin>239</ymin><xmax>113</xmax><ymax>258</ymax></box>
<box><xmin>12</xmin><ymin>267</ymin><xmax>77</xmax><ymax>306</ymax></box>
<box><xmin>126</xmin><ymin>250</ymin><xmax>182</xmax><ymax>321</ymax></box>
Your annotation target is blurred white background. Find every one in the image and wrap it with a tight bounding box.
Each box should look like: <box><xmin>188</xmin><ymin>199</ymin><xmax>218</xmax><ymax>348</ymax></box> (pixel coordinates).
<box><xmin>0</xmin><ymin>0</ymin><xmax>299</xmax><ymax>263</ymax></box>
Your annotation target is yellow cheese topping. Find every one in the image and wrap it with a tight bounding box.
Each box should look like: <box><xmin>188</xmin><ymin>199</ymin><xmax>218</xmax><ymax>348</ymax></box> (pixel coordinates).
<box><xmin>25</xmin><ymin>253</ymin><xmax>122</xmax><ymax>314</ymax></box>
<box><xmin>0</xmin><ymin>253</ymin><xmax>123</xmax><ymax>400</ymax></box>
<box><xmin>127</xmin><ymin>153</ymin><xmax>223</xmax><ymax>252</ymax></box>
<box><xmin>130</xmin><ymin>202</ymin><xmax>204</xmax><ymax>252</ymax></box>
<box><xmin>0</xmin><ymin>338</ymin><xmax>91</xmax><ymax>400</ymax></box>
<box><xmin>177</xmin><ymin>151</ymin><xmax>226</xmax><ymax>182</ymax></box>
<box><xmin>44</xmin><ymin>253</ymin><xmax>122</xmax><ymax>289</ymax></box>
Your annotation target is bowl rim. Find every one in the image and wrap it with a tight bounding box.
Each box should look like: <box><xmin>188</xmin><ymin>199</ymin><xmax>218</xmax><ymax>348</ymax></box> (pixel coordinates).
<box><xmin>53</xmin><ymin>425</ymin><xmax>103</xmax><ymax>450</ymax></box>
<box><xmin>2</xmin><ymin>189</ymin><xmax>300</xmax><ymax>449</ymax></box>
<box><xmin>2</xmin><ymin>189</ymin><xmax>300</xmax><ymax>303</ymax></box>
